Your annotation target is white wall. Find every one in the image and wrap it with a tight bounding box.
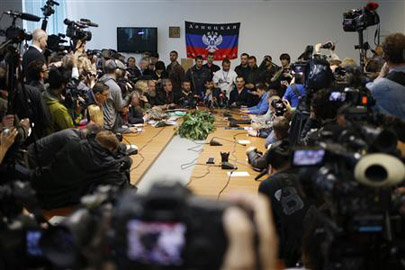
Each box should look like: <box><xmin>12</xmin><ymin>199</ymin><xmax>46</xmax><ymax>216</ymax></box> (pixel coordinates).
<box><xmin>66</xmin><ymin>0</ymin><xmax>404</xmax><ymax>66</ymax></box>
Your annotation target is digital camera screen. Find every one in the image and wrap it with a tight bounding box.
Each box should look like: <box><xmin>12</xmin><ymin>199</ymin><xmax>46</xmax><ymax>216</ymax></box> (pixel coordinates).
<box><xmin>127</xmin><ymin>220</ymin><xmax>186</xmax><ymax>266</ymax></box>
<box><xmin>293</xmin><ymin>149</ymin><xmax>325</xmax><ymax>166</ymax></box>
<box><xmin>26</xmin><ymin>230</ymin><xmax>43</xmax><ymax>257</ymax></box>
<box><xmin>329</xmin><ymin>91</ymin><xmax>346</xmax><ymax>101</ymax></box>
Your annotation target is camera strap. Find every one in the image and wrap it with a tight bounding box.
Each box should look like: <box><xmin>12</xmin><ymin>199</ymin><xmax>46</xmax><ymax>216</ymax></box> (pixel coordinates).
<box><xmin>384</xmin><ymin>71</ymin><xmax>405</xmax><ymax>87</ymax></box>
<box><xmin>290</xmin><ymin>84</ymin><xmax>301</xmax><ymax>100</ymax></box>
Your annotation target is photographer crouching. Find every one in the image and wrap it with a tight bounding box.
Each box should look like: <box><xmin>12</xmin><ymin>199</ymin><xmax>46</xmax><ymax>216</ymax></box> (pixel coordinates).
<box><xmin>31</xmin><ymin>129</ymin><xmax>132</xmax><ymax>210</ymax></box>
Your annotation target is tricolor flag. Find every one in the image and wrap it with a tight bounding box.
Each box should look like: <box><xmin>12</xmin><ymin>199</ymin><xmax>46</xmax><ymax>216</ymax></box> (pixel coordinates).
<box><xmin>185</xmin><ymin>21</ymin><xmax>241</xmax><ymax>60</ymax></box>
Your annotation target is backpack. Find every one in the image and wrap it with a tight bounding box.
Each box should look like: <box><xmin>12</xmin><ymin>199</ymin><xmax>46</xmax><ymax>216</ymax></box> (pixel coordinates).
<box><xmin>289</xmin><ymin>104</ymin><xmax>310</xmax><ymax>147</ymax></box>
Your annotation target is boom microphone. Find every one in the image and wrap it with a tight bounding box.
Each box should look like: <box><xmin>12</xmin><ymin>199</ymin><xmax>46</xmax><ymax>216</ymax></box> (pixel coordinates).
<box><xmin>4</xmin><ymin>11</ymin><xmax>41</xmax><ymax>22</ymax></box>
<box><xmin>80</xmin><ymin>19</ymin><xmax>99</xmax><ymax>27</ymax></box>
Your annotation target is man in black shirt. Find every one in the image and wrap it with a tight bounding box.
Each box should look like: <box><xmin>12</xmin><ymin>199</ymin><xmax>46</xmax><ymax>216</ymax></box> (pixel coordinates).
<box><xmin>258</xmin><ymin>140</ymin><xmax>311</xmax><ymax>267</ymax></box>
<box><xmin>234</xmin><ymin>53</ymin><xmax>250</xmax><ymax>81</ymax></box>
<box><xmin>229</xmin><ymin>76</ymin><xmax>251</xmax><ymax>107</ymax></box>
<box><xmin>177</xmin><ymin>80</ymin><xmax>197</xmax><ymax>108</ymax></box>
<box><xmin>185</xmin><ymin>55</ymin><xmax>211</xmax><ymax>97</ymax></box>
<box><xmin>245</xmin><ymin>55</ymin><xmax>262</xmax><ymax>90</ymax></box>
<box><xmin>167</xmin><ymin>50</ymin><xmax>186</xmax><ymax>98</ymax></box>
<box><xmin>155</xmin><ymin>78</ymin><xmax>175</xmax><ymax>107</ymax></box>
<box><xmin>203</xmin><ymin>52</ymin><xmax>220</xmax><ymax>77</ymax></box>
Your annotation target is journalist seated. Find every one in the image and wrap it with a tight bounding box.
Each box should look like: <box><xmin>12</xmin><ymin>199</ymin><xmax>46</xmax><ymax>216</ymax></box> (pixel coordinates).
<box><xmin>31</xmin><ymin>130</ymin><xmax>131</xmax><ymax>209</ymax></box>
<box><xmin>246</xmin><ymin>116</ymin><xmax>290</xmax><ymax>171</ymax></box>
<box><xmin>242</xmin><ymin>83</ymin><xmax>269</xmax><ymax>115</ymax></box>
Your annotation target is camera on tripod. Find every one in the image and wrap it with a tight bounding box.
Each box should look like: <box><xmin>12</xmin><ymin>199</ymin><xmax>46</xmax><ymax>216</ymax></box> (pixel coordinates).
<box><xmin>292</xmin><ymin>120</ymin><xmax>405</xmax><ymax>269</ymax></box>
<box><xmin>343</xmin><ymin>4</ymin><xmax>380</xmax><ymax>32</ymax></box>
<box><xmin>64</xmin><ymin>18</ymin><xmax>98</xmax><ymax>44</ymax></box>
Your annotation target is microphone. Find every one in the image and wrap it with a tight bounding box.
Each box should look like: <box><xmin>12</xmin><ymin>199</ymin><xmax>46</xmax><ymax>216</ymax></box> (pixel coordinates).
<box><xmin>4</xmin><ymin>11</ymin><xmax>41</xmax><ymax>22</ymax></box>
<box><xmin>80</xmin><ymin>19</ymin><xmax>99</xmax><ymax>27</ymax></box>
<box><xmin>365</xmin><ymin>2</ymin><xmax>379</xmax><ymax>12</ymax></box>
<box><xmin>47</xmin><ymin>0</ymin><xmax>60</xmax><ymax>6</ymax></box>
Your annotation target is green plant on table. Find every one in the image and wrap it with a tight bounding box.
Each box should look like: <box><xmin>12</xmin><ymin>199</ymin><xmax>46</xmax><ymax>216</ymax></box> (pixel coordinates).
<box><xmin>176</xmin><ymin>110</ymin><xmax>215</xmax><ymax>140</ymax></box>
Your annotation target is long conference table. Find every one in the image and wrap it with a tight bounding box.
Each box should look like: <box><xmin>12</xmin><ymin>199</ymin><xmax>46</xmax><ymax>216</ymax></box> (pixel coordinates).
<box><xmin>127</xmin><ymin>109</ymin><xmax>267</xmax><ymax>196</ymax></box>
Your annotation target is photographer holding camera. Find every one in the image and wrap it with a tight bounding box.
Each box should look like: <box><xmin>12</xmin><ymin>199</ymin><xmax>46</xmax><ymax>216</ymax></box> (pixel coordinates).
<box><xmin>299</xmin><ymin>88</ymin><xmax>343</xmax><ymax>146</ymax></box>
<box><xmin>43</xmin><ymin>66</ymin><xmax>76</xmax><ymax>134</ymax></box>
<box><xmin>366</xmin><ymin>33</ymin><xmax>405</xmax><ymax>121</ymax></box>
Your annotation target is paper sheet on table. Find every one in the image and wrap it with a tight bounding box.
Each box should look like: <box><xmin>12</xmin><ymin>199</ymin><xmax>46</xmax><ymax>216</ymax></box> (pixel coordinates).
<box><xmin>227</xmin><ymin>171</ymin><xmax>250</xmax><ymax>177</ymax></box>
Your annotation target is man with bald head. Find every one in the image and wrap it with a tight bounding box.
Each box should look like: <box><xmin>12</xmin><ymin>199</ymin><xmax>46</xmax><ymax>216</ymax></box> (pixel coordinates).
<box><xmin>22</xmin><ymin>29</ymin><xmax>47</xmax><ymax>76</ymax></box>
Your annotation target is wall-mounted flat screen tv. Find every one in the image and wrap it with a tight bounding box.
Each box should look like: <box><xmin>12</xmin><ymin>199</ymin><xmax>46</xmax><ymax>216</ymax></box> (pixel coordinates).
<box><xmin>117</xmin><ymin>27</ymin><xmax>157</xmax><ymax>53</ymax></box>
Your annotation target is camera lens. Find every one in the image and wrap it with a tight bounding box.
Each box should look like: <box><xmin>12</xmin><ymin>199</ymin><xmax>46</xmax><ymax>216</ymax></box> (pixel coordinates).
<box><xmin>365</xmin><ymin>165</ymin><xmax>388</xmax><ymax>183</ymax></box>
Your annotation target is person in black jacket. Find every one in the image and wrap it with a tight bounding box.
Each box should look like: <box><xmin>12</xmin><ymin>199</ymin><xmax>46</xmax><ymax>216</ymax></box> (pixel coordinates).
<box><xmin>155</xmin><ymin>79</ymin><xmax>175</xmax><ymax>108</ymax></box>
<box><xmin>234</xmin><ymin>53</ymin><xmax>250</xmax><ymax>81</ymax></box>
<box><xmin>258</xmin><ymin>140</ymin><xmax>311</xmax><ymax>267</ymax></box>
<box><xmin>185</xmin><ymin>55</ymin><xmax>211</xmax><ymax>97</ymax></box>
<box><xmin>26</xmin><ymin>59</ymin><xmax>48</xmax><ymax>93</ymax></box>
<box><xmin>245</xmin><ymin>56</ymin><xmax>262</xmax><ymax>91</ymax></box>
<box><xmin>31</xmin><ymin>130</ymin><xmax>131</xmax><ymax>209</ymax></box>
<box><xmin>203</xmin><ymin>52</ymin><xmax>220</xmax><ymax>77</ymax></box>
<box><xmin>22</xmin><ymin>29</ymin><xmax>47</xmax><ymax>75</ymax></box>
<box><xmin>27</xmin><ymin>124</ymin><xmax>101</xmax><ymax>169</ymax></box>
<box><xmin>229</xmin><ymin>76</ymin><xmax>252</xmax><ymax>107</ymax></box>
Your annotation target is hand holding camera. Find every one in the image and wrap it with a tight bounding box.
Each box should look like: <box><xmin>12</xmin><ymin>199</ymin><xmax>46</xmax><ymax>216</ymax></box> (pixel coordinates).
<box><xmin>222</xmin><ymin>193</ymin><xmax>278</xmax><ymax>270</ymax></box>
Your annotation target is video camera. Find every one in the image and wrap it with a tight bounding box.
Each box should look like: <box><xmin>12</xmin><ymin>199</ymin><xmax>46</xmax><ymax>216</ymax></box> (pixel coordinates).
<box><xmin>36</xmin><ymin>182</ymin><xmax>244</xmax><ymax>270</ymax></box>
<box><xmin>46</xmin><ymin>33</ymin><xmax>69</xmax><ymax>53</ymax></box>
<box><xmin>64</xmin><ymin>18</ymin><xmax>98</xmax><ymax>44</ymax></box>
<box><xmin>271</xmin><ymin>98</ymin><xmax>288</xmax><ymax>116</ymax></box>
<box><xmin>64</xmin><ymin>78</ymin><xmax>88</xmax><ymax>111</ymax></box>
<box><xmin>0</xmin><ymin>180</ymin><xmax>48</xmax><ymax>270</ymax></box>
<box><xmin>292</xmin><ymin>121</ymin><xmax>405</xmax><ymax>269</ymax></box>
<box><xmin>343</xmin><ymin>2</ymin><xmax>380</xmax><ymax>32</ymax></box>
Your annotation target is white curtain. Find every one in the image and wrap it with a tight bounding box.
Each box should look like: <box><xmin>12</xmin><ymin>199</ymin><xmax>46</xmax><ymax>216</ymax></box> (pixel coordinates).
<box><xmin>22</xmin><ymin>0</ymin><xmax>67</xmax><ymax>35</ymax></box>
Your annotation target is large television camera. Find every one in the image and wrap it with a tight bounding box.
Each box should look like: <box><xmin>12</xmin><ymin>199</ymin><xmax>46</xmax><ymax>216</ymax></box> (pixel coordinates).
<box><xmin>343</xmin><ymin>2</ymin><xmax>380</xmax><ymax>32</ymax></box>
<box><xmin>64</xmin><ymin>18</ymin><xmax>98</xmax><ymax>45</ymax></box>
<box><xmin>36</xmin><ymin>183</ymin><xmax>243</xmax><ymax>270</ymax></box>
<box><xmin>292</xmin><ymin>121</ymin><xmax>405</xmax><ymax>269</ymax></box>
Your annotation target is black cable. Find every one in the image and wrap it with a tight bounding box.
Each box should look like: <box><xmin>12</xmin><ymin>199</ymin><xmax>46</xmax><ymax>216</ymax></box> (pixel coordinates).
<box><xmin>129</xmin><ymin>127</ymin><xmax>165</xmax><ymax>172</ymax></box>
<box><xmin>217</xmin><ymin>134</ymin><xmax>239</xmax><ymax>200</ymax></box>
<box><xmin>131</xmin><ymin>152</ymin><xmax>145</xmax><ymax>171</ymax></box>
